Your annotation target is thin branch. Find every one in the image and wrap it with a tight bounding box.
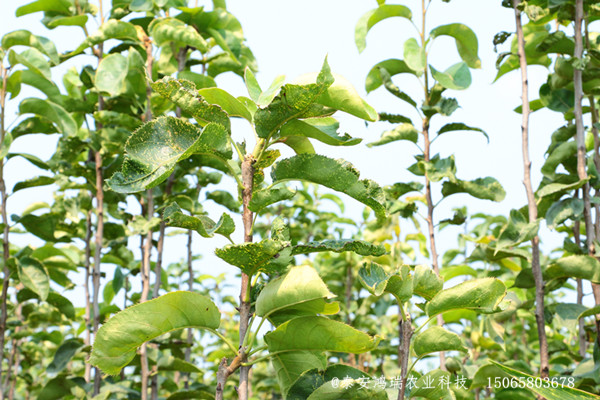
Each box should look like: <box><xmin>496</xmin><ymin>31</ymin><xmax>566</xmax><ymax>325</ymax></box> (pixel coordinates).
<box><xmin>514</xmin><ymin>0</ymin><xmax>549</xmax><ymax>382</ymax></box>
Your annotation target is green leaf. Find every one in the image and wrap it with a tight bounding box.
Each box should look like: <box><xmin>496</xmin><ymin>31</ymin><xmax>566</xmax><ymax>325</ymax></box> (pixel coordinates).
<box><xmin>89</xmin><ymin>291</ymin><xmax>220</xmax><ymax>375</ymax></box>
<box><xmin>309</xmin><ymin>74</ymin><xmax>378</xmax><ymax>121</ymax></box>
<box><xmin>541</xmin><ymin>141</ymin><xmax>577</xmax><ymax>179</ymax></box>
<box><xmin>19</xmin><ymin>98</ymin><xmax>77</xmax><ymax>137</ymax></box>
<box><xmin>537</xmin><ymin>178</ymin><xmax>588</xmax><ymax>199</ymax></box>
<box><xmin>107</xmin><ymin>117</ymin><xmax>231</xmax><ymax>193</ymax></box>
<box><xmin>282</xmin><ymin>136</ymin><xmax>316</xmax><ymax>154</ymax></box>
<box><xmin>280</xmin><ymin>118</ymin><xmax>361</xmax><ymax>147</ymax></box>
<box><xmin>367</xmin><ymin>123</ymin><xmax>418</xmax><ymax>147</ymax></box>
<box><xmin>9</xmin><ymin>48</ymin><xmax>51</xmax><ymax>80</ymax></box>
<box><xmin>491</xmin><ymin>361</ymin><xmax>600</xmax><ymax>400</ymax></box>
<box><xmin>413</xmin><ymin>264</ymin><xmax>443</xmax><ymax>301</ymax></box>
<box><xmin>255</xmin><ymin>58</ymin><xmax>334</xmax><ymax>139</ymax></box>
<box><xmin>163</xmin><ymin>202</ymin><xmax>234</xmax><ymax>240</ymax></box>
<box><xmin>355</xmin><ymin>5</ymin><xmax>413</xmax><ymax>53</ymax></box>
<box><xmin>95</xmin><ymin>54</ymin><xmax>129</xmax><ymax>97</ymax></box>
<box><xmin>365</xmin><ymin>58</ymin><xmax>417</xmax><ymax>93</ymax></box>
<box><xmin>546</xmin><ymin>198</ymin><xmax>583</xmax><ymax>229</ymax></box>
<box><xmin>404</xmin><ymin>38</ymin><xmax>426</xmax><ymax>74</ymax></box>
<box><xmin>265</xmin><ymin>316</ymin><xmax>380</xmax><ymax>354</ymax></box>
<box><xmin>152</xmin><ymin>77</ymin><xmax>230</xmax><ymax>131</ymax></box>
<box><xmin>16</xmin><ymin>0</ymin><xmax>70</xmax><ymax>17</ymax></box>
<box><xmin>255</xmin><ymin>265</ymin><xmax>338</xmax><ymax>325</ymax></box>
<box><xmin>271</xmin><ymin>154</ymin><xmax>386</xmax><ymax>221</ymax></box>
<box><xmin>1</xmin><ymin>30</ymin><xmax>59</xmax><ymax>64</ymax></box>
<box><xmin>494</xmin><ymin>209</ymin><xmax>539</xmax><ymax>253</ymax></box>
<box><xmin>48</xmin><ymin>338</ymin><xmax>84</xmax><ymax>374</ymax></box>
<box><xmin>358</xmin><ymin>263</ymin><xmax>413</xmax><ymax>302</ymax></box>
<box><xmin>18</xmin><ymin>256</ymin><xmax>50</xmax><ymax>301</ymax></box>
<box><xmin>437</xmin><ymin>122</ymin><xmax>489</xmax><ymax>142</ymax></box>
<box><xmin>70</xmin><ymin>20</ymin><xmax>140</xmax><ymax>56</ymax></box>
<box><xmin>442</xmin><ymin>177</ymin><xmax>506</xmax><ymax>202</ymax></box>
<box><xmin>430</xmin><ymin>62</ymin><xmax>472</xmax><ymax>91</ymax></box>
<box><xmin>258</xmin><ymin>75</ymin><xmax>286</xmax><ymax>107</ymax></box>
<box><xmin>545</xmin><ymin>256</ymin><xmax>600</xmax><ymax>284</ymax></box>
<box><xmin>413</xmin><ymin>326</ymin><xmax>467</xmax><ymax>358</ymax></box>
<box><xmin>430</xmin><ymin>23</ymin><xmax>481</xmax><ymax>68</ymax></box>
<box><xmin>12</xmin><ymin>176</ymin><xmax>55</xmax><ymax>193</ymax></box>
<box><xmin>149</xmin><ymin>18</ymin><xmax>207</xmax><ymax>52</ymax></box>
<box><xmin>38</xmin><ymin>376</ymin><xmax>75</xmax><ymax>400</ymax></box>
<box><xmin>244</xmin><ymin>67</ymin><xmax>262</xmax><ymax>102</ymax></box>
<box><xmin>539</xmin><ymin>83</ymin><xmax>574</xmax><ymax>113</ymax></box>
<box><xmin>292</xmin><ymin>239</ymin><xmax>386</xmax><ymax>257</ymax></box>
<box><xmin>248</xmin><ymin>186</ymin><xmax>295</xmax><ymax>213</ymax></box>
<box><xmin>198</xmin><ymin>87</ymin><xmax>252</xmax><ymax>121</ymax></box>
<box><xmin>215</xmin><ymin>239</ymin><xmax>289</xmax><ymax>276</ymax></box>
<box><xmin>19</xmin><ymin>70</ymin><xmax>62</xmax><ymax>104</ymax></box>
<box><xmin>45</xmin><ymin>15</ymin><xmax>88</xmax><ymax>29</ymax></box>
<box><xmin>426</xmin><ymin>278</ymin><xmax>507</xmax><ymax>318</ymax></box>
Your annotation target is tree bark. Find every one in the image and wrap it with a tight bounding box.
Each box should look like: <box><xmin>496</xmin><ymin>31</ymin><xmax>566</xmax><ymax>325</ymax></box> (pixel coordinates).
<box><xmin>84</xmin><ymin>208</ymin><xmax>93</xmax><ymax>382</ymax></box>
<box><xmin>397</xmin><ymin>310</ymin><xmax>412</xmax><ymax>400</ymax></box>
<box><xmin>513</xmin><ymin>0</ymin><xmax>549</xmax><ymax>384</ymax></box>
<box><xmin>0</xmin><ymin>61</ymin><xmax>11</xmax><ymax>400</ymax></box>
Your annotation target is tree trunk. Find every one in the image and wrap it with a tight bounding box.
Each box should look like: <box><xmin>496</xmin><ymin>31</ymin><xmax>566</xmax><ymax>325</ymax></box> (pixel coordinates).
<box><xmin>513</xmin><ymin>0</ymin><xmax>549</xmax><ymax>385</ymax></box>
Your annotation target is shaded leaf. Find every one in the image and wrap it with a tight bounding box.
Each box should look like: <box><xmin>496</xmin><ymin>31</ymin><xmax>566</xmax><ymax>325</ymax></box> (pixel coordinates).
<box><xmin>280</xmin><ymin>118</ymin><xmax>361</xmax><ymax>147</ymax></box>
<box><xmin>437</xmin><ymin>122</ymin><xmax>488</xmax><ymax>142</ymax></box>
<box><xmin>163</xmin><ymin>202</ymin><xmax>234</xmax><ymax>240</ymax></box>
<box><xmin>292</xmin><ymin>239</ymin><xmax>385</xmax><ymax>257</ymax></box>
<box><xmin>48</xmin><ymin>338</ymin><xmax>84</xmax><ymax>374</ymax></box>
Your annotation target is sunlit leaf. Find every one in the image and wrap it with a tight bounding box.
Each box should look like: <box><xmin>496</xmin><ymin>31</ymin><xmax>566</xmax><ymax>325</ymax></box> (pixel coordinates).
<box><xmin>89</xmin><ymin>291</ymin><xmax>220</xmax><ymax>375</ymax></box>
